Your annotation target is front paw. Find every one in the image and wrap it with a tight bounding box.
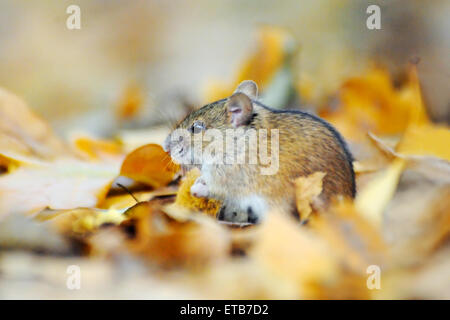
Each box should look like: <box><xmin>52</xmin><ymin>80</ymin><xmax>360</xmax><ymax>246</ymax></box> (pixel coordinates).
<box><xmin>190</xmin><ymin>177</ymin><xmax>209</xmax><ymax>198</ymax></box>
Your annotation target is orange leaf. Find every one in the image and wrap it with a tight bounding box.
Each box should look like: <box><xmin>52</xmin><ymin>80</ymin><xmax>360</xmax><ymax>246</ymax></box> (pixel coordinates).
<box><xmin>120</xmin><ymin>144</ymin><xmax>179</xmax><ymax>188</ymax></box>
<box><xmin>320</xmin><ymin>66</ymin><xmax>429</xmax><ymax>141</ymax></box>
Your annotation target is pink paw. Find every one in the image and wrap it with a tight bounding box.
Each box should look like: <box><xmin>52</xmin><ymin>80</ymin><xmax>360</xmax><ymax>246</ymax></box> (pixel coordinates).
<box><xmin>190</xmin><ymin>178</ymin><xmax>209</xmax><ymax>198</ymax></box>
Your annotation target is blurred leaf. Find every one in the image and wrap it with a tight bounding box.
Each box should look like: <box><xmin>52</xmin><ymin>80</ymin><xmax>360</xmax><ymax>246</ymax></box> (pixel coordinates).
<box><xmin>123</xmin><ymin>201</ymin><xmax>230</xmax><ymax>267</ymax></box>
<box><xmin>116</xmin><ymin>83</ymin><xmax>144</xmax><ymax>120</ymax></box>
<box><xmin>36</xmin><ymin>207</ymin><xmax>126</xmax><ymax>234</ymax></box>
<box><xmin>368</xmin><ymin>131</ymin><xmax>450</xmax><ymax>184</ymax></box>
<box><xmin>0</xmin><ymin>160</ymin><xmax>117</xmax><ymax>218</ymax></box>
<box><xmin>205</xmin><ymin>26</ymin><xmax>296</xmax><ymax>107</ymax></box>
<box><xmin>385</xmin><ymin>185</ymin><xmax>450</xmax><ymax>266</ymax></box>
<box><xmin>72</xmin><ymin>135</ymin><xmax>125</xmax><ymax>161</ymax></box>
<box><xmin>0</xmin><ymin>87</ymin><xmax>66</xmax><ymax>160</ymax></box>
<box><xmin>397</xmin><ymin>124</ymin><xmax>450</xmax><ymax>161</ymax></box>
<box><xmin>321</xmin><ymin>66</ymin><xmax>429</xmax><ymax>141</ymax></box>
<box><xmin>100</xmin><ymin>189</ymin><xmax>176</xmax><ymax>210</ymax></box>
<box><xmin>311</xmin><ymin>200</ymin><xmax>387</xmax><ymax>273</ymax></box>
<box><xmin>0</xmin><ymin>213</ymin><xmax>71</xmax><ymax>253</ymax></box>
<box><xmin>249</xmin><ymin>212</ymin><xmax>339</xmax><ymax>299</ymax></box>
<box><xmin>117</xmin><ymin>126</ymin><xmax>170</xmax><ymax>153</ymax></box>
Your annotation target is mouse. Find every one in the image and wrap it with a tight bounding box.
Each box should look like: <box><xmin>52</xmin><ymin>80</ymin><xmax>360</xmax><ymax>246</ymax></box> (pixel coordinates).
<box><xmin>164</xmin><ymin>80</ymin><xmax>355</xmax><ymax>223</ymax></box>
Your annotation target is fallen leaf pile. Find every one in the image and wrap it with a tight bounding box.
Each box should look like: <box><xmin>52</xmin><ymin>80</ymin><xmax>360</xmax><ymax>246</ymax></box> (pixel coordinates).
<box><xmin>0</xmin><ymin>29</ymin><xmax>449</xmax><ymax>299</ymax></box>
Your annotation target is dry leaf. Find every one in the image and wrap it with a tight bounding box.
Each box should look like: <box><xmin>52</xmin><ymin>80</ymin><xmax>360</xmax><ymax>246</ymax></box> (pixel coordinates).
<box><xmin>123</xmin><ymin>201</ymin><xmax>230</xmax><ymax>267</ymax></box>
<box><xmin>99</xmin><ymin>189</ymin><xmax>176</xmax><ymax>210</ymax></box>
<box><xmin>397</xmin><ymin>124</ymin><xmax>450</xmax><ymax>161</ymax></box>
<box><xmin>311</xmin><ymin>200</ymin><xmax>388</xmax><ymax>273</ymax></box>
<box><xmin>368</xmin><ymin>131</ymin><xmax>450</xmax><ymax>184</ymax></box>
<box><xmin>120</xmin><ymin>143</ymin><xmax>179</xmax><ymax>188</ymax></box>
<box><xmin>174</xmin><ymin>168</ymin><xmax>221</xmax><ymax>217</ymax></box>
<box><xmin>384</xmin><ymin>184</ymin><xmax>450</xmax><ymax>266</ymax></box>
<box><xmin>355</xmin><ymin>158</ymin><xmax>406</xmax><ymax>227</ymax></box>
<box><xmin>249</xmin><ymin>212</ymin><xmax>338</xmax><ymax>299</ymax></box>
<box><xmin>321</xmin><ymin>66</ymin><xmax>429</xmax><ymax>141</ymax></box>
<box><xmin>294</xmin><ymin>171</ymin><xmax>326</xmax><ymax>221</ymax></box>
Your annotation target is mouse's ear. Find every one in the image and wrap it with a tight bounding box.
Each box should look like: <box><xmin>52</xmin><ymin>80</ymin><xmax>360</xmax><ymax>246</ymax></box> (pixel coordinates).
<box><xmin>226</xmin><ymin>92</ymin><xmax>253</xmax><ymax>127</ymax></box>
<box><xmin>233</xmin><ymin>80</ymin><xmax>258</xmax><ymax>100</ymax></box>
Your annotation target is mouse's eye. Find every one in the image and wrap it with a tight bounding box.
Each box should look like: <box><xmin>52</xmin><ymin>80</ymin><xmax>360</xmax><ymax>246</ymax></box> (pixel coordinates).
<box><xmin>190</xmin><ymin>121</ymin><xmax>205</xmax><ymax>134</ymax></box>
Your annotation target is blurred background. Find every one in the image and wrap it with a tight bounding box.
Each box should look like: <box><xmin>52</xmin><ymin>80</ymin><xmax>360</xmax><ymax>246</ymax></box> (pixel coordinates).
<box><xmin>0</xmin><ymin>0</ymin><xmax>448</xmax><ymax>136</ymax></box>
<box><xmin>0</xmin><ymin>0</ymin><xmax>449</xmax><ymax>300</ymax></box>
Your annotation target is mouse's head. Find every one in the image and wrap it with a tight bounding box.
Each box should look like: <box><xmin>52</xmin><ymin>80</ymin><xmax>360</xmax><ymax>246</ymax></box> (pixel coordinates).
<box><xmin>163</xmin><ymin>80</ymin><xmax>258</xmax><ymax>165</ymax></box>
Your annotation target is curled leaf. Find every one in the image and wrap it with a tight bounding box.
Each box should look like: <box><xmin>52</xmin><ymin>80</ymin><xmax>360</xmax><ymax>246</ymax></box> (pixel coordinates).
<box><xmin>120</xmin><ymin>144</ymin><xmax>179</xmax><ymax>188</ymax></box>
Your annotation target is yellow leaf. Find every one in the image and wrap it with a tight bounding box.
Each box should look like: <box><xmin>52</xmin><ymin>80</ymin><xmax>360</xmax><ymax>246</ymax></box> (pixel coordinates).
<box><xmin>204</xmin><ymin>26</ymin><xmax>291</xmax><ymax>102</ymax></box>
<box><xmin>174</xmin><ymin>168</ymin><xmax>221</xmax><ymax>217</ymax></box>
<box><xmin>236</xmin><ymin>26</ymin><xmax>287</xmax><ymax>87</ymax></box>
<box><xmin>355</xmin><ymin>158</ymin><xmax>406</xmax><ymax>227</ymax></box>
<box><xmin>294</xmin><ymin>171</ymin><xmax>326</xmax><ymax>221</ymax></box>
<box><xmin>402</xmin><ymin>64</ymin><xmax>429</xmax><ymax>127</ymax></box>
<box><xmin>397</xmin><ymin>124</ymin><xmax>450</xmax><ymax>161</ymax></box>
